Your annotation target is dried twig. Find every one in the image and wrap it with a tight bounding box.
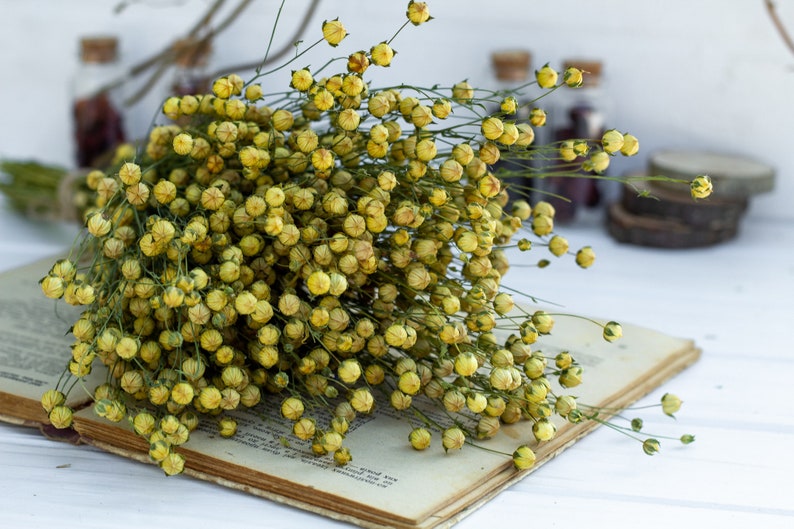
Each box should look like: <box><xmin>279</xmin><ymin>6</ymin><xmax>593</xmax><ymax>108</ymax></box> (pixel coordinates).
<box><xmin>765</xmin><ymin>0</ymin><xmax>794</xmax><ymax>56</ymax></box>
<box><xmin>209</xmin><ymin>0</ymin><xmax>321</xmax><ymax>78</ymax></box>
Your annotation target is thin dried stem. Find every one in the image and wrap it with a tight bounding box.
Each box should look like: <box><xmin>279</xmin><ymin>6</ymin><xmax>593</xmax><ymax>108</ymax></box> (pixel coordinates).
<box><xmin>765</xmin><ymin>0</ymin><xmax>794</xmax><ymax>56</ymax></box>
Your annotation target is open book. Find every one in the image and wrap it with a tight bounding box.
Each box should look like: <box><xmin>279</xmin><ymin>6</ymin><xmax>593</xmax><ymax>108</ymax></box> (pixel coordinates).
<box><xmin>0</xmin><ymin>256</ymin><xmax>700</xmax><ymax>529</ymax></box>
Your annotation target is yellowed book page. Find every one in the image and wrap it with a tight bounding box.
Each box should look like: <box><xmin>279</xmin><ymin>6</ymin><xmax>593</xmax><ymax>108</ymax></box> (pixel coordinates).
<box><xmin>0</xmin><ymin>256</ymin><xmax>93</xmax><ymax>425</ymax></box>
<box><xmin>74</xmin><ymin>313</ymin><xmax>698</xmax><ymax>529</ymax></box>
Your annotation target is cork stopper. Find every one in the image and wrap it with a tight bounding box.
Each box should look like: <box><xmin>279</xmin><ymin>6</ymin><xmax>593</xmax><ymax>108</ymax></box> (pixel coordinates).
<box><xmin>491</xmin><ymin>50</ymin><xmax>532</xmax><ymax>82</ymax></box>
<box><xmin>80</xmin><ymin>37</ymin><xmax>119</xmax><ymax>64</ymax></box>
<box><xmin>173</xmin><ymin>38</ymin><xmax>212</xmax><ymax>68</ymax></box>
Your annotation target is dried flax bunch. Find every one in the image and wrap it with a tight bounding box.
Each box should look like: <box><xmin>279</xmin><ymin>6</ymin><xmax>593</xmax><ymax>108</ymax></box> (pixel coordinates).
<box><xmin>39</xmin><ymin>1</ymin><xmax>710</xmax><ymax>475</ymax></box>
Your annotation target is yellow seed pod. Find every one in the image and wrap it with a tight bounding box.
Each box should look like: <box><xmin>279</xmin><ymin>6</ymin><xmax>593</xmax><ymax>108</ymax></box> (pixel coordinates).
<box><xmin>162</xmin><ymin>96</ymin><xmax>181</xmax><ymax>119</ymax></box>
<box><xmin>311</xmin><ymin>148</ymin><xmax>335</xmax><ymax>171</ymax></box>
<box><xmin>86</xmin><ymin>213</ymin><xmax>112</xmax><ymax>237</ymax></box>
<box><xmin>514</xmin><ymin>123</ymin><xmax>535</xmax><ymax>147</ymax></box>
<box><xmin>290</xmin><ymin>68</ymin><xmax>314</xmax><ymax>92</ymax></box>
<box><xmin>368</xmin><ymin>94</ymin><xmax>392</xmax><ymax>118</ymax></box>
<box><xmin>312</xmin><ymin>88</ymin><xmax>334</xmax><ymax>112</ymax></box>
<box><xmin>384</xmin><ymin>324</ymin><xmax>408</xmax><ymax>347</ymax></box>
<box><xmin>306</xmin><ymin>270</ymin><xmax>332</xmax><ymax>296</ymax></box>
<box><xmin>398</xmin><ymin>371</ymin><xmax>422</xmax><ymax>395</ymax></box>
<box><xmin>407</xmin><ymin>1</ymin><xmax>431</xmax><ymax>25</ymax></box>
<box><xmin>371</xmin><ymin>41</ymin><xmax>395</xmax><ymax>66</ymax></box>
<box><xmin>341</xmin><ymin>74</ymin><xmax>365</xmax><ymax>96</ymax></box>
<box><xmin>442</xmin><ymin>427</ymin><xmax>465</xmax><ymax>452</ymax></box>
<box><xmin>429</xmin><ymin>99</ymin><xmax>451</xmax><ymax>120</ymax></box>
<box><xmin>349</xmin><ymin>388</ymin><xmax>374</xmax><ymax>413</ymax></box>
<box><xmin>411</xmin><ymin>105</ymin><xmax>434</xmax><ymax>128</ymax></box>
<box><xmin>366</xmin><ymin>140</ymin><xmax>389</xmax><ymax>158</ymax></box>
<box><xmin>559</xmin><ymin>139</ymin><xmax>577</xmax><ymax>162</ymax></box>
<box><xmin>559</xmin><ymin>366</ymin><xmax>583</xmax><ymax>388</ymax></box>
<box><xmin>415</xmin><ymin>138</ymin><xmax>437</xmax><ymax>162</ymax></box>
<box><xmin>40</xmin><ymin>275</ymin><xmax>65</xmax><ymax>299</ymax></box>
<box><xmin>575</xmin><ymin>246</ymin><xmax>596</xmax><ymax>268</ymax></box>
<box><xmin>548</xmin><ymin>235</ymin><xmax>569</xmax><ymax>257</ymax></box>
<box><xmin>498</xmin><ymin>122</ymin><xmax>519</xmax><ymax>146</ymax></box>
<box><xmin>464</xmin><ymin>392</ymin><xmax>486</xmax><ymax>414</ymax></box>
<box><xmin>224</xmin><ymin>99</ymin><xmax>247</xmax><ymax>120</ymax></box>
<box><xmin>152</xmin><ymin>179</ymin><xmax>177</xmax><ymax>205</ymax></box>
<box><xmin>531</xmin><ymin>214</ymin><xmax>553</xmax><ymax>236</ymax></box>
<box><xmin>347</xmin><ymin>51</ymin><xmax>370</xmax><ymax>74</ymax></box>
<box><xmin>621</xmin><ymin>133</ymin><xmax>640</xmax><ymax>156</ymax></box>
<box><xmin>690</xmin><ymin>175</ymin><xmax>713</xmax><ymax>199</ymax></box>
<box><xmin>481</xmin><ymin>117</ymin><xmax>504</xmax><ymax>141</ymax></box>
<box><xmin>529</xmin><ymin>107</ymin><xmax>547</xmax><ymax>127</ymax></box>
<box><xmin>242</xmin><ymin>83</ymin><xmax>263</xmax><ymax>101</ymax></box>
<box><xmin>478</xmin><ymin>173</ymin><xmax>501</xmax><ymax>198</ymax></box>
<box><xmin>198</xmin><ymin>386</ymin><xmax>222</xmax><ymax>410</ymax></box>
<box><xmin>271</xmin><ymin>109</ymin><xmax>294</xmax><ymax>131</ymax></box>
<box><xmin>535</xmin><ymin>64</ymin><xmax>559</xmax><ymax>88</ymax></box>
<box><xmin>532</xmin><ymin>418</ymin><xmax>557</xmax><ymax>441</ymax></box>
<box><xmin>41</xmin><ymin>389</ymin><xmax>66</xmax><ymax>414</ymax></box>
<box><xmin>292</xmin><ymin>417</ymin><xmax>316</xmax><ymax>441</ymax></box>
<box><xmin>601</xmin><ymin>129</ymin><xmax>625</xmax><ymax>154</ymax></box>
<box><xmin>409</xmin><ymin>427</ymin><xmax>431</xmax><ymax>450</ymax></box>
<box><xmin>451</xmin><ymin>80</ymin><xmax>473</xmax><ymax>102</ymax></box>
<box><xmin>338</xmin><ymin>359</ymin><xmax>362</xmax><ymax>384</ymax></box>
<box><xmin>390</xmin><ymin>390</ymin><xmax>412</xmax><ymax>411</ymax></box>
<box><xmin>337</xmin><ymin>108</ymin><xmax>361</xmax><ymax>131</ymax></box>
<box><xmin>369</xmin><ymin>124</ymin><xmax>389</xmax><ymax>144</ymax></box>
<box><xmin>513</xmin><ymin>445</ymin><xmax>536</xmax><ymax>470</ymax></box>
<box><xmin>118</xmin><ymin>162</ymin><xmax>142</xmax><ymax>185</ymax></box>
<box><xmin>454</xmin><ymin>351</ymin><xmax>479</xmax><ymax>377</ymax></box>
<box><xmin>212</xmin><ymin>77</ymin><xmax>235</xmax><ymax>99</ymax></box>
<box><xmin>294</xmin><ymin>129</ymin><xmax>319</xmax><ymax>153</ymax></box>
<box><xmin>563</xmin><ymin>67</ymin><xmax>584</xmax><ymax>87</ymax></box>
<box><xmin>492</xmin><ymin>292</ymin><xmax>515</xmax><ymax>315</ymax></box>
<box><xmin>218</xmin><ymin>417</ymin><xmax>238</xmax><ymax>438</ymax></box>
<box><xmin>438</xmin><ymin>158</ymin><xmax>463</xmax><ymax>183</ymax></box>
<box><xmin>532</xmin><ymin>310</ymin><xmax>555</xmax><ymax>334</ymax></box>
<box><xmin>170</xmin><ymin>382</ymin><xmax>195</xmax><ymax>405</ymax></box>
<box><xmin>322</xmin><ymin>18</ymin><xmax>347</xmax><ymax>46</ymax></box>
<box><xmin>603</xmin><ymin>321</ymin><xmax>623</xmax><ymax>342</ymax></box>
<box><xmin>382</xmin><ymin>120</ymin><xmax>401</xmax><ymax>142</ymax></box>
<box><xmin>281</xmin><ymin>397</ymin><xmax>305</xmax><ymax>421</ymax></box>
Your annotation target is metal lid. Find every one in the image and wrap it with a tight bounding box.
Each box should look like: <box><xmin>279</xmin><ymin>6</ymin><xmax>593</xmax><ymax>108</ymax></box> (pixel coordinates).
<box><xmin>649</xmin><ymin>150</ymin><xmax>775</xmax><ymax>197</ymax></box>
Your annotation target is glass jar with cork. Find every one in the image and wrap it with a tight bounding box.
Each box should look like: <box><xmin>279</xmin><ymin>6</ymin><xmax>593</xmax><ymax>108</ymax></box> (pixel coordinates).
<box><xmin>72</xmin><ymin>36</ymin><xmax>127</xmax><ymax>169</ymax></box>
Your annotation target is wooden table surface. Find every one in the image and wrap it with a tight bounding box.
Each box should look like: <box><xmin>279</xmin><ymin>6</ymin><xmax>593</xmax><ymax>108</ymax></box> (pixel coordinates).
<box><xmin>1</xmin><ymin>200</ymin><xmax>792</xmax><ymax>529</ymax></box>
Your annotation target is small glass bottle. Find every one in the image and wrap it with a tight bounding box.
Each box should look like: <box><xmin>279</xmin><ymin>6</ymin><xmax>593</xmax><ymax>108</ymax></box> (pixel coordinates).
<box><xmin>490</xmin><ymin>50</ymin><xmax>533</xmax><ymax>205</ymax></box>
<box><xmin>544</xmin><ymin>59</ymin><xmax>612</xmax><ymax>223</ymax></box>
<box><xmin>72</xmin><ymin>36</ymin><xmax>126</xmax><ymax>169</ymax></box>
<box><xmin>171</xmin><ymin>38</ymin><xmax>212</xmax><ymax>97</ymax></box>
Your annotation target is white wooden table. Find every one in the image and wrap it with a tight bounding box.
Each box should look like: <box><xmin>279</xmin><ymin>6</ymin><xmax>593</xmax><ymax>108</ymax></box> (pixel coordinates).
<box><xmin>1</xmin><ymin>198</ymin><xmax>792</xmax><ymax>529</ymax></box>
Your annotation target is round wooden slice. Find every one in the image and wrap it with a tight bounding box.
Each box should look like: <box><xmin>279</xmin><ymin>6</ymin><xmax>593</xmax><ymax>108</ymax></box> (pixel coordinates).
<box><xmin>621</xmin><ymin>179</ymin><xmax>747</xmax><ymax>229</ymax></box>
<box><xmin>649</xmin><ymin>150</ymin><xmax>774</xmax><ymax>197</ymax></box>
<box><xmin>607</xmin><ymin>203</ymin><xmax>739</xmax><ymax>248</ymax></box>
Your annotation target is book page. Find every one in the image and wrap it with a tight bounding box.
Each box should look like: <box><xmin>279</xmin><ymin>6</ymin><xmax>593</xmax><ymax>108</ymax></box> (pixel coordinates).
<box><xmin>0</xmin><ymin>257</ymin><xmax>92</xmax><ymax>424</ymax></box>
<box><xmin>73</xmin><ymin>312</ymin><xmax>699</xmax><ymax>529</ymax></box>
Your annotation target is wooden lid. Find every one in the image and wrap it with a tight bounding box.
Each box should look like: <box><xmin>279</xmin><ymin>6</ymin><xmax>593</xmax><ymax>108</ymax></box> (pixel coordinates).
<box><xmin>649</xmin><ymin>150</ymin><xmax>775</xmax><ymax>197</ymax></box>
<box><xmin>80</xmin><ymin>37</ymin><xmax>118</xmax><ymax>63</ymax></box>
<box><xmin>491</xmin><ymin>50</ymin><xmax>531</xmax><ymax>82</ymax></box>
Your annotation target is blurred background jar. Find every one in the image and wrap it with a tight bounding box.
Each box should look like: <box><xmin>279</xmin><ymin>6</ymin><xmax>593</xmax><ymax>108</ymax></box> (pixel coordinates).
<box><xmin>490</xmin><ymin>49</ymin><xmax>533</xmax><ymax>205</ymax></box>
<box><xmin>170</xmin><ymin>37</ymin><xmax>213</xmax><ymax>97</ymax></box>
<box><xmin>543</xmin><ymin>59</ymin><xmax>614</xmax><ymax>223</ymax></box>
<box><xmin>72</xmin><ymin>36</ymin><xmax>127</xmax><ymax>169</ymax></box>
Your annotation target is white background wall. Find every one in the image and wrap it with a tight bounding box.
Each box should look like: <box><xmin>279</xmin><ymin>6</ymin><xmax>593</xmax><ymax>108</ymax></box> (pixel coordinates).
<box><xmin>1</xmin><ymin>0</ymin><xmax>792</xmax><ymax>220</ymax></box>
